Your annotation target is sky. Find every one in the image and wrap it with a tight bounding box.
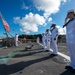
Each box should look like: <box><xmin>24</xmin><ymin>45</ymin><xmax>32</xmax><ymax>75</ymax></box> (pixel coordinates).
<box><xmin>0</xmin><ymin>0</ymin><xmax>75</xmax><ymax>37</ymax></box>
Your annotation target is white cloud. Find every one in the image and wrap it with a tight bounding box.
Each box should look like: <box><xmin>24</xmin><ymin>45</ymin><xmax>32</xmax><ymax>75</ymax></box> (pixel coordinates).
<box><xmin>21</xmin><ymin>1</ymin><xmax>28</xmax><ymax>10</ymax></box>
<box><xmin>32</xmin><ymin>0</ymin><xmax>67</xmax><ymax>35</ymax></box>
<box><xmin>14</xmin><ymin>0</ymin><xmax>68</xmax><ymax>34</ymax></box>
<box><xmin>57</xmin><ymin>26</ymin><xmax>66</xmax><ymax>35</ymax></box>
<box><xmin>13</xmin><ymin>17</ymin><xmax>20</xmax><ymax>24</ymax></box>
<box><xmin>33</xmin><ymin>0</ymin><xmax>67</xmax><ymax>19</ymax></box>
<box><xmin>13</xmin><ymin>12</ymin><xmax>45</xmax><ymax>34</ymax></box>
<box><xmin>48</xmin><ymin>17</ymin><xmax>52</xmax><ymax>22</ymax></box>
<box><xmin>61</xmin><ymin>0</ymin><xmax>67</xmax><ymax>2</ymax></box>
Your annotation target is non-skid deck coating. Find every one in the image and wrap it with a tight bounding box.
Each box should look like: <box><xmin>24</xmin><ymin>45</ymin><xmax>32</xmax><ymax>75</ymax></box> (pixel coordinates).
<box><xmin>0</xmin><ymin>43</ymin><xmax>74</xmax><ymax>75</ymax></box>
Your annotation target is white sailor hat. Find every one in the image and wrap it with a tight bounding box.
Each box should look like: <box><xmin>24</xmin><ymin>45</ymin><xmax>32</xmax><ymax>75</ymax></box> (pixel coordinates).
<box><xmin>67</xmin><ymin>9</ymin><xmax>75</xmax><ymax>14</ymax></box>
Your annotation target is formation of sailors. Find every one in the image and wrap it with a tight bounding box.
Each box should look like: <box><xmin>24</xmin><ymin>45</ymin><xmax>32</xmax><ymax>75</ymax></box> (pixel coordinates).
<box><xmin>42</xmin><ymin>23</ymin><xmax>58</xmax><ymax>55</ymax></box>
<box><xmin>41</xmin><ymin>9</ymin><xmax>75</xmax><ymax>73</ymax></box>
<box><xmin>1</xmin><ymin>9</ymin><xmax>75</xmax><ymax>73</ymax></box>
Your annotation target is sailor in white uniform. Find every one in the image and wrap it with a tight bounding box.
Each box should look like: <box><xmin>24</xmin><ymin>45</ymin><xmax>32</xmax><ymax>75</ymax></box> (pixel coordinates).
<box><xmin>50</xmin><ymin>24</ymin><xmax>59</xmax><ymax>55</ymax></box>
<box><xmin>45</xmin><ymin>32</ymin><xmax>47</xmax><ymax>50</ymax></box>
<box><xmin>37</xmin><ymin>37</ymin><xmax>40</xmax><ymax>43</ymax></box>
<box><xmin>42</xmin><ymin>33</ymin><xmax>46</xmax><ymax>49</ymax></box>
<box><xmin>15</xmin><ymin>33</ymin><xmax>18</xmax><ymax>46</ymax></box>
<box><xmin>45</xmin><ymin>29</ymin><xmax>51</xmax><ymax>51</ymax></box>
<box><xmin>63</xmin><ymin>9</ymin><xmax>75</xmax><ymax>73</ymax></box>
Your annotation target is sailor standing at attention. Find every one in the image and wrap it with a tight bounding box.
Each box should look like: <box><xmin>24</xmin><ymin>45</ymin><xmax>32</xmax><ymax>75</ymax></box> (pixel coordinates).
<box><xmin>50</xmin><ymin>24</ymin><xmax>59</xmax><ymax>56</ymax></box>
<box><xmin>15</xmin><ymin>33</ymin><xmax>18</xmax><ymax>46</ymax></box>
<box><xmin>63</xmin><ymin>9</ymin><xmax>75</xmax><ymax>73</ymax></box>
<box><xmin>42</xmin><ymin>33</ymin><xmax>46</xmax><ymax>50</ymax></box>
<box><xmin>37</xmin><ymin>37</ymin><xmax>40</xmax><ymax>43</ymax></box>
<box><xmin>45</xmin><ymin>32</ymin><xmax>47</xmax><ymax>50</ymax></box>
<box><xmin>45</xmin><ymin>29</ymin><xmax>51</xmax><ymax>52</ymax></box>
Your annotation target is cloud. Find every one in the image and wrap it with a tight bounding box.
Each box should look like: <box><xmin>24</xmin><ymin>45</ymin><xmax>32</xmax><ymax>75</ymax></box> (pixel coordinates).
<box><xmin>21</xmin><ymin>1</ymin><xmax>29</xmax><ymax>10</ymax></box>
<box><xmin>13</xmin><ymin>17</ymin><xmax>20</xmax><ymax>24</ymax></box>
<box><xmin>33</xmin><ymin>0</ymin><xmax>67</xmax><ymax>19</ymax></box>
<box><xmin>14</xmin><ymin>0</ymin><xmax>68</xmax><ymax>34</ymax></box>
<box><xmin>32</xmin><ymin>0</ymin><xmax>67</xmax><ymax>35</ymax></box>
<box><xmin>48</xmin><ymin>17</ymin><xmax>52</xmax><ymax>22</ymax></box>
<box><xmin>61</xmin><ymin>0</ymin><xmax>67</xmax><ymax>2</ymax></box>
<box><xmin>13</xmin><ymin>12</ymin><xmax>45</xmax><ymax>34</ymax></box>
<box><xmin>57</xmin><ymin>26</ymin><xmax>66</xmax><ymax>35</ymax></box>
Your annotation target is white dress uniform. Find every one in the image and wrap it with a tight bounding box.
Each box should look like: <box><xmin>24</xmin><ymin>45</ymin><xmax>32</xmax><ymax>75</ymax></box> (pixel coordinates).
<box><xmin>66</xmin><ymin>17</ymin><xmax>75</xmax><ymax>69</ymax></box>
<box><xmin>45</xmin><ymin>33</ymin><xmax>47</xmax><ymax>50</ymax></box>
<box><xmin>37</xmin><ymin>37</ymin><xmax>40</xmax><ymax>43</ymax></box>
<box><xmin>46</xmin><ymin>31</ymin><xmax>51</xmax><ymax>51</ymax></box>
<box><xmin>42</xmin><ymin>33</ymin><xmax>46</xmax><ymax>49</ymax></box>
<box><xmin>15</xmin><ymin>34</ymin><xmax>18</xmax><ymax>46</ymax></box>
<box><xmin>51</xmin><ymin>27</ymin><xmax>58</xmax><ymax>54</ymax></box>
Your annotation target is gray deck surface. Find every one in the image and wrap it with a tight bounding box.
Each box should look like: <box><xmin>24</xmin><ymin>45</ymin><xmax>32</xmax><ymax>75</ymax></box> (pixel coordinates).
<box><xmin>0</xmin><ymin>42</ymin><xmax>74</xmax><ymax>75</ymax></box>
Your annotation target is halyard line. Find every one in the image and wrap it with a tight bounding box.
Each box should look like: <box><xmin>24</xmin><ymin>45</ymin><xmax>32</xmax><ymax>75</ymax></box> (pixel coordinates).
<box><xmin>38</xmin><ymin>43</ymin><xmax>70</xmax><ymax>61</ymax></box>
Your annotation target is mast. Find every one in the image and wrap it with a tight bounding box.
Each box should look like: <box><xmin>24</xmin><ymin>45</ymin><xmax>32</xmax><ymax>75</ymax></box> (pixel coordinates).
<box><xmin>0</xmin><ymin>13</ymin><xmax>22</xmax><ymax>45</ymax></box>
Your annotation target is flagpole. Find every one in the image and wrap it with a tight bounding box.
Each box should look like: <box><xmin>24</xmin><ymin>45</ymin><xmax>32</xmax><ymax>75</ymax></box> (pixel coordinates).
<box><xmin>0</xmin><ymin>12</ymin><xmax>9</xmax><ymax>38</ymax></box>
<box><xmin>0</xmin><ymin>13</ymin><xmax>22</xmax><ymax>45</ymax></box>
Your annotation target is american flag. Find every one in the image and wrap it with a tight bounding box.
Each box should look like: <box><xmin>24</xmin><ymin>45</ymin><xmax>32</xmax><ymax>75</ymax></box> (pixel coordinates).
<box><xmin>2</xmin><ymin>19</ymin><xmax>10</xmax><ymax>32</ymax></box>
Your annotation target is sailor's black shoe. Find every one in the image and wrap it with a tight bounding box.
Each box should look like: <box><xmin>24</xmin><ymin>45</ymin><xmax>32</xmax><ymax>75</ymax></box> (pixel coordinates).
<box><xmin>65</xmin><ymin>66</ymin><xmax>73</xmax><ymax>70</ymax></box>
<box><xmin>50</xmin><ymin>54</ymin><xmax>58</xmax><ymax>56</ymax></box>
<box><xmin>45</xmin><ymin>50</ymin><xmax>50</xmax><ymax>52</ymax></box>
<box><xmin>70</xmin><ymin>68</ymin><xmax>75</xmax><ymax>73</ymax></box>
